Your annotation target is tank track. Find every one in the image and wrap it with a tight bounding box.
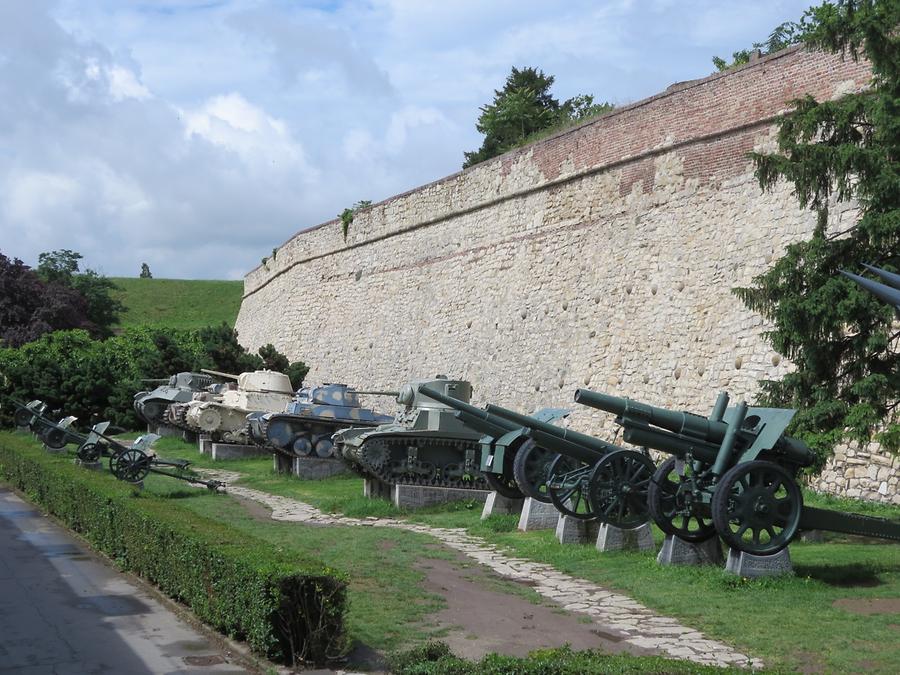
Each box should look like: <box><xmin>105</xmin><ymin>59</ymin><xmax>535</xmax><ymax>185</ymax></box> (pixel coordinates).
<box><xmin>355</xmin><ymin>435</ymin><xmax>487</xmax><ymax>490</ymax></box>
<box><xmin>262</xmin><ymin>415</ymin><xmax>374</xmax><ymax>460</ymax></box>
<box><xmin>163</xmin><ymin>404</ymin><xmax>191</xmax><ymax>431</ymax></box>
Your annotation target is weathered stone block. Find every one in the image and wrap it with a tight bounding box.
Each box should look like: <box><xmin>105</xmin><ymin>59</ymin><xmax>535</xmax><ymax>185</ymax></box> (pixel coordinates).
<box><xmin>273</xmin><ymin>452</ymin><xmax>292</xmax><ymax>473</ymax></box>
<box><xmin>656</xmin><ymin>535</ymin><xmax>723</xmax><ymax>566</ymax></box>
<box><xmin>210</xmin><ymin>443</ymin><xmax>269</xmax><ymax>461</ymax></box>
<box><xmin>481</xmin><ymin>492</ymin><xmax>524</xmax><ymax>520</ymax></box>
<box><xmin>16</xmin><ymin>425</ymin><xmax>31</xmax><ymax>433</ymax></box>
<box><xmin>391</xmin><ymin>484</ymin><xmax>489</xmax><ymax>510</ymax></box>
<box><xmin>517</xmin><ymin>498</ymin><xmax>559</xmax><ymax>532</ymax></box>
<box><xmin>198</xmin><ymin>435</ymin><xmax>213</xmax><ymax>455</ymax></box>
<box><xmin>555</xmin><ymin>515</ymin><xmax>600</xmax><ymax>544</ymax></box>
<box><xmin>74</xmin><ymin>459</ymin><xmax>102</xmax><ymax>472</ymax></box>
<box><xmin>292</xmin><ymin>456</ymin><xmax>348</xmax><ymax>480</ymax></box>
<box><xmin>154</xmin><ymin>424</ymin><xmax>183</xmax><ymax>438</ymax></box>
<box><xmin>725</xmin><ymin>547</ymin><xmax>792</xmax><ymax>577</ymax></box>
<box><xmin>363</xmin><ymin>476</ymin><xmax>392</xmax><ymax>500</ymax></box>
<box><xmin>596</xmin><ymin>522</ymin><xmax>655</xmax><ymax>552</ymax></box>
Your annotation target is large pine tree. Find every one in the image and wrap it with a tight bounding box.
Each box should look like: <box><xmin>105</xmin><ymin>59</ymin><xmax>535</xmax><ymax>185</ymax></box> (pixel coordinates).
<box><xmin>735</xmin><ymin>0</ymin><xmax>899</xmax><ymax>464</ymax></box>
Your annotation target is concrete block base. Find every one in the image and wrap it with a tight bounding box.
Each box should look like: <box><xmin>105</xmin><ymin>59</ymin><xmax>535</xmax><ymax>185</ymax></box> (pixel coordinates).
<box><xmin>198</xmin><ymin>435</ymin><xmax>213</xmax><ymax>455</ymax></box>
<box><xmin>391</xmin><ymin>484</ymin><xmax>490</xmax><ymax>509</ymax></box>
<box><xmin>292</xmin><ymin>456</ymin><xmax>348</xmax><ymax>480</ymax></box>
<box><xmin>596</xmin><ymin>522</ymin><xmax>655</xmax><ymax>552</ymax></box>
<box><xmin>16</xmin><ymin>425</ymin><xmax>30</xmax><ymax>433</ymax></box>
<box><xmin>517</xmin><ymin>498</ymin><xmax>559</xmax><ymax>531</ymax></box>
<box><xmin>555</xmin><ymin>515</ymin><xmax>600</xmax><ymax>544</ymax></box>
<box><xmin>210</xmin><ymin>443</ymin><xmax>269</xmax><ymax>461</ymax></box>
<box><xmin>364</xmin><ymin>477</ymin><xmax>393</xmax><ymax>500</ymax></box>
<box><xmin>182</xmin><ymin>430</ymin><xmax>197</xmax><ymax>444</ymax></box>
<box><xmin>273</xmin><ymin>453</ymin><xmax>293</xmax><ymax>473</ymax></box>
<box><xmin>481</xmin><ymin>492</ymin><xmax>525</xmax><ymax>520</ymax></box>
<box><xmin>42</xmin><ymin>444</ymin><xmax>68</xmax><ymax>455</ymax></box>
<box><xmin>154</xmin><ymin>424</ymin><xmax>183</xmax><ymax>438</ymax></box>
<box><xmin>657</xmin><ymin>535</ymin><xmax>723</xmax><ymax>566</ymax></box>
<box><xmin>726</xmin><ymin>547</ymin><xmax>793</xmax><ymax>578</ymax></box>
<box><xmin>74</xmin><ymin>459</ymin><xmax>102</xmax><ymax>472</ymax></box>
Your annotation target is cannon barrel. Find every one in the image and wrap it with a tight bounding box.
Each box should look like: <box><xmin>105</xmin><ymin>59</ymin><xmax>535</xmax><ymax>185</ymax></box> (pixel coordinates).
<box><xmin>356</xmin><ymin>390</ymin><xmax>401</xmax><ymax>397</ymax></box>
<box><xmin>418</xmin><ymin>385</ymin><xmax>508</xmax><ymax>422</ymax></box>
<box><xmin>484</xmin><ymin>404</ymin><xmax>618</xmax><ymax>460</ymax></box>
<box><xmin>453</xmin><ymin>410</ymin><xmax>517</xmax><ymax>437</ymax></box>
<box><xmin>574</xmin><ymin>389</ymin><xmax>728</xmax><ymax>444</ymax></box>
<box><xmin>201</xmin><ymin>368</ymin><xmax>240</xmax><ymax>380</ymax></box>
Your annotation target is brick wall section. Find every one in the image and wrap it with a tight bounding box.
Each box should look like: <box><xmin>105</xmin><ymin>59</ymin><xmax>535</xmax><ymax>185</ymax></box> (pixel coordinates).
<box><xmin>236</xmin><ymin>47</ymin><xmax>897</xmax><ymax>504</ymax></box>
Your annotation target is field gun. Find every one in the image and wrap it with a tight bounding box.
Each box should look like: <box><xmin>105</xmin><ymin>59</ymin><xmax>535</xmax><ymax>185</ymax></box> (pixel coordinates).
<box><xmin>419</xmin><ymin>386</ymin><xmax>656</xmax><ymax>528</ymax></box>
<box><xmin>841</xmin><ymin>264</ymin><xmax>900</xmax><ymax>311</ymax></box>
<box><xmin>575</xmin><ymin>389</ymin><xmax>900</xmax><ymax>555</ymax></box>
<box><xmin>417</xmin><ymin>385</ymin><xmax>571</xmax><ymax>502</ymax></box>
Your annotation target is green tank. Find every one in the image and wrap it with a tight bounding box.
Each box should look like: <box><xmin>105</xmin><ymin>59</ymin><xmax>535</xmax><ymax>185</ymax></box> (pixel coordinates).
<box><xmin>333</xmin><ymin>376</ymin><xmax>486</xmax><ymax>489</ymax></box>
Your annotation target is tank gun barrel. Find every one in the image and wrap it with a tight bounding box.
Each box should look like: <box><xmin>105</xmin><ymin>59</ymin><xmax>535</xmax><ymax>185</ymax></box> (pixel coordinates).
<box><xmin>140</xmin><ymin>378</ymin><xmax>169</xmax><ymax>383</ymax></box>
<box><xmin>355</xmin><ymin>390</ymin><xmax>401</xmax><ymax>397</ymax></box>
<box><xmin>201</xmin><ymin>368</ymin><xmax>240</xmax><ymax>380</ymax></box>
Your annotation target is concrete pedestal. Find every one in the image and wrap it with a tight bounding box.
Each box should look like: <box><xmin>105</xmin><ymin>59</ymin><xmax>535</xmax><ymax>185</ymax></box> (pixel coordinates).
<box><xmin>42</xmin><ymin>444</ymin><xmax>68</xmax><ymax>455</ymax></box>
<box><xmin>154</xmin><ymin>424</ymin><xmax>183</xmax><ymax>438</ymax></box>
<box><xmin>363</xmin><ymin>477</ymin><xmax>393</xmax><ymax>500</ymax></box>
<box><xmin>481</xmin><ymin>492</ymin><xmax>525</xmax><ymax>520</ymax></box>
<box><xmin>725</xmin><ymin>547</ymin><xmax>793</xmax><ymax>578</ymax></box>
<box><xmin>800</xmin><ymin>529</ymin><xmax>825</xmax><ymax>543</ymax></box>
<box><xmin>657</xmin><ymin>535</ymin><xmax>723</xmax><ymax>566</ymax></box>
<box><xmin>74</xmin><ymin>459</ymin><xmax>102</xmax><ymax>472</ymax></box>
<box><xmin>182</xmin><ymin>430</ymin><xmax>197</xmax><ymax>444</ymax></box>
<box><xmin>210</xmin><ymin>443</ymin><xmax>269</xmax><ymax>461</ymax></box>
<box><xmin>16</xmin><ymin>425</ymin><xmax>30</xmax><ymax>433</ymax></box>
<box><xmin>596</xmin><ymin>522</ymin><xmax>655</xmax><ymax>552</ymax></box>
<box><xmin>292</xmin><ymin>457</ymin><xmax>348</xmax><ymax>480</ymax></box>
<box><xmin>517</xmin><ymin>498</ymin><xmax>559</xmax><ymax>532</ymax></box>
<box><xmin>273</xmin><ymin>453</ymin><xmax>293</xmax><ymax>473</ymax></box>
<box><xmin>555</xmin><ymin>515</ymin><xmax>601</xmax><ymax>544</ymax></box>
<box><xmin>198</xmin><ymin>435</ymin><xmax>213</xmax><ymax>456</ymax></box>
<box><xmin>391</xmin><ymin>484</ymin><xmax>490</xmax><ymax>509</ymax></box>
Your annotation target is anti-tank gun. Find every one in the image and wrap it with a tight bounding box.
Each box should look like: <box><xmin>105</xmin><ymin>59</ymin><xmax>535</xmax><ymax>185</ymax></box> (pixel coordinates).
<box><xmin>418</xmin><ymin>385</ymin><xmax>656</xmax><ymax>528</ymax></box>
<box><xmin>575</xmin><ymin>389</ymin><xmax>900</xmax><ymax>555</ymax></box>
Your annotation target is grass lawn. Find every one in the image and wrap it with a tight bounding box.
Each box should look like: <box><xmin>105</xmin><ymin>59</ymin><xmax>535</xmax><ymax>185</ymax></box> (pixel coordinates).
<box><xmin>110</xmin><ymin>277</ymin><xmax>243</xmax><ymax>330</ymax></box>
<box><xmin>152</xmin><ymin>436</ymin><xmax>900</xmax><ymax>673</ymax></box>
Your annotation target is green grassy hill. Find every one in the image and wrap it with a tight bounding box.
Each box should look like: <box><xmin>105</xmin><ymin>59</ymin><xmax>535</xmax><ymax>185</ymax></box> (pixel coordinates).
<box><xmin>111</xmin><ymin>277</ymin><xmax>244</xmax><ymax>330</ymax></box>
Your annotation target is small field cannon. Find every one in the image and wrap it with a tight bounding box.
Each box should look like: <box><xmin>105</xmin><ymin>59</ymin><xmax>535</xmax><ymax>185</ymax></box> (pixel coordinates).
<box><xmin>418</xmin><ymin>385</ymin><xmax>656</xmax><ymax>528</ymax></box>
<box><xmin>575</xmin><ymin>389</ymin><xmax>900</xmax><ymax>555</ymax></box>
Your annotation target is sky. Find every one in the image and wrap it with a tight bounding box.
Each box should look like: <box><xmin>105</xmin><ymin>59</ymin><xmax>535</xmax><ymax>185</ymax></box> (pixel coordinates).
<box><xmin>0</xmin><ymin>0</ymin><xmax>814</xmax><ymax>280</ymax></box>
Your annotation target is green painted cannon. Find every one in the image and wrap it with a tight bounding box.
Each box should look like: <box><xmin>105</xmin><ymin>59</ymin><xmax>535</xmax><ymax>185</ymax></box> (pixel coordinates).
<box><xmin>575</xmin><ymin>389</ymin><xmax>900</xmax><ymax>555</ymax></box>
<box><xmin>419</xmin><ymin>385</ymin><xmax>656</xmax><ymax>528</ymax></box>
<box><xmin>841</xmin><ymin>264</ymin><xmax>900</xmax><ymax>311</ymax></box>
<box><xmin>416</xmin><ymin>385</ymin><xmax>570</xmax><ymax>501</ymax></box>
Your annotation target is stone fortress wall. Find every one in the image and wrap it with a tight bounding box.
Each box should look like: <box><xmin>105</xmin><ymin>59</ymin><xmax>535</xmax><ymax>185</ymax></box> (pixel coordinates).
<box><xmin>236</xmin><ymin>46</ymin><xmax>897</xmax><ymax>504</ymax></box>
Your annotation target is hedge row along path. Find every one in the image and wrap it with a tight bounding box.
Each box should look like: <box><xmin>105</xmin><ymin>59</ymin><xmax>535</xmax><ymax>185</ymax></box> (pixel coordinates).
<box><xmin>203</xmin><ymin>470</ymin><xmax>763</xmax><ymax>669</ymax></box>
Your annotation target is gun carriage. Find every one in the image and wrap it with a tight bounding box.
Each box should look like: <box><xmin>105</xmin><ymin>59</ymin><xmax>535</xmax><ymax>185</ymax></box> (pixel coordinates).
<box><xmin>418</xmin><ymin>385</ymin><xmax>656</xmax><ymax>527</ymax></box>
<box><xmin>575</xmin><ymin>389</ymin><xmax>900</xmax><ymax>555</ymax></box>
<box><xmin>246</xmin><ymin>384</ymin><xmax>393</xmax><ymax>458</ymax></box>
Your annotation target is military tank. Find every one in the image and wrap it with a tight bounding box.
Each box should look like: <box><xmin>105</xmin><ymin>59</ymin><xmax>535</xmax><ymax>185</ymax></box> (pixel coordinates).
<box><xmin>181</xmin><ymin>369</ymin><xmax>295</xmax><ymax>443</ymax></box>
<box><xmin>133</xmin><ymin>372</ymin><xmax>215</xmax><ymax>426</ymax></box>
<box><xmin>164</xmin><ymin>381</ymin><xmax>230</xmax><ymax>430</ymax></box>
<box><xmin>333</xmin><ymin>376</ymin><xmax>487</xmax><ymax>489</ymax></box>
<box><xmin>247</xmin><ymin>383</ymin><xmax>394</xmax><ymax>458</ymax></box>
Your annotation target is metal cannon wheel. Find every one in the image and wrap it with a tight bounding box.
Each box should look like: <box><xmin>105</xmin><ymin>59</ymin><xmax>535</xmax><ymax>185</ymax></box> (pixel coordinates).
<box><xmin>587</xmin><ymin>450</ymin><xmax>655</xmax><ymax>529</ymax></box>
<box><xmin>77</xmin><ymin>442</ymin><xmax>102</xmax><ymax>463</ymax></box>
<box><xmin>647</xmin><ymin>457</ymin><xmax>717</xmax><ymax>542</ymax></box>
<box><xmin>13</xmin><ymin>408</ymin><xmax>34</xmax><ymax>428</ymax></box>
<box><xmin>512</xmin><ymin>440</ymin><xmax>555</xmax><ymax>503</ymax></box>
<box><xmin>483</xmin><ymin>470</ymin><xmax>524</xmax><ymax>499</ymax></box>
<box><xmin>42</xmin><ymin>427</ymin><xmax>69</xmax><ymax>450</ymax></box>
<box><xmin>546</xmin><ymin>454</ymin><xmax>595</xmax><ymax>520</ymax></box>
<box><xmin>712</xmin><ymin>460</ymin><xmax>803</xmax><ymax>556</ymax></box>
<box><xmin>109</xmin><ymin>448</ymin><xmax>152</xmax><ymax>483</ymax></box>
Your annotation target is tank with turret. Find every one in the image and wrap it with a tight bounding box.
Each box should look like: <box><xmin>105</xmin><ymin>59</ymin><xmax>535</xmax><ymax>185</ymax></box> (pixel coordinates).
<box><xmin>180</xmin><ymin>369</ymin><xmax>296</xmax><ymax>443</ymax></box>
<box><xmin>247</xmin><ymin>383</ymin><xmax>394</xmax><ymax>458</ymax></box>
<box><xmin>333</xmin><ymin>375</ymin><xmax>487</xmax><ymax>489</ymax></box>
<box><xmin>133</xmin><ymin>372</ymin><xmax>215</xmax><ymax>426</ymax></box>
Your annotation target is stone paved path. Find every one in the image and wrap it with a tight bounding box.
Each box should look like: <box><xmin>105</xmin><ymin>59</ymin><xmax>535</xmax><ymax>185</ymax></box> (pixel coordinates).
<box><xmin>207</xmin><ymin>471</ymin><xmax>762</xmax><ymax>669</ymax></box>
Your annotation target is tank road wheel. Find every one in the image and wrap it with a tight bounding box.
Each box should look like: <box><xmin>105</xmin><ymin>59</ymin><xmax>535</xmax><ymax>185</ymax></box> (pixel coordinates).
<box><xmin>512</xmin><ymin>440</ymin><xmax>555</xmax><ymax>503</ymax></box>
<box><xmin>42</xmin><ymin>427</ymin><xmax>69</xmax><ymax>450</ymax></box>
<box><xmin>647</xmin><ymin>457</ymin><xmax>717</xmax><ymax>542</ymax></box>
<box><xmin>110</xmin><ymin>449</ymin><xmax>151</xmax><ymax>483</ymax></box>
<box><xmin>546</xmin><ymin>454</ymin><xmax>596</xmax><ymax>520</ymax></box>
<box><xmin>77</xmin><ymin>443</ymin><xmax>102</xmax><ymax>463</ymax></box>
<box><xmin>483</xmin><ymin>471</ymin><xmax>524</xmax><ymax>499</ymax></box>
<box><xmin>14</xmin><ymin>408</ymin><xmax>34</xmax><ymax>428</ymax></box>
<box><xmin>712</xmin><ymin>460</ymin><xmax>803</xmax><ymax>556</ymax></box>
<box><xmin>587</xmin><ymin>450</ymin><xmax>655</xmax><ymax>529</ymax></box>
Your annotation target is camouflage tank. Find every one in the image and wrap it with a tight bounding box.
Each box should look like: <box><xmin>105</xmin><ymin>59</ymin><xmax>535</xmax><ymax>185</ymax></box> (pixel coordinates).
<box><xmin>182</xmin><ymin>370</ymin><xmax>295</xmax><ymax>443</ymax></box>
<box><xmin>133</xmin><ymin>372</ymin><xmax>215</xmax><ymax>426</ymax></box>
<box><xmin>333</xmin><ymin>376</ymin><xmax>487</xmax><ymax>489</ymax></box>
<box><xmin>247</xmin><ymin>384</ymin><xmax>394</xmax><ymax>458</ymax></box>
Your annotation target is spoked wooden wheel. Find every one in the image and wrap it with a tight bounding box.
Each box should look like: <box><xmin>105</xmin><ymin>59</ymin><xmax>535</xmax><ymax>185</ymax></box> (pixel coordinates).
<box><xmin>647</xmin><ymin>457</ymin><xmax>717</xmax><ymax>541</ymax></box>
<box><xmin>587</xmin><ymin>450</ymin><xmax>655</xmax><ymax>528</ymax></box>
<box><xmin>712</xmin><ymin>460</ymin><xmax>802</xmax><ymax>555</ymax></box>
<box><xmin>109</xmin><ymin>449</ymin><xmax>151</xmax><ymax>483</ymax></box>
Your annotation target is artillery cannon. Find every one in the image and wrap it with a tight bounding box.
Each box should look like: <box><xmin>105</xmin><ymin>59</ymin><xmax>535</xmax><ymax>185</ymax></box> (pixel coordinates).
<box><xmin>416</xmin><ymin>385</ymin><xmax>571</xmax><ymax>501</ymax></box>
<box><xmin>575</xmin><ymin>389</ymin><xmax>900</xmax><ymax>555</ymax></box>
<box><xmin>841</xmin><ymin>264</ymin><xmax>900</xmax><ymax>312</ymax></box>
<box><xmin>333</xmin><ymin>376</ymin><xmax>489</xmax><ymax>489</ymax></box>
<box><xmin>133</xmin><ymin>371</ymin><xmax>215</xmax><ymax>426</ymax></box>
<box><xmin>246</xmin><ymin>384</ymin><xmax>394</xmax><ymax>458</ymax></box>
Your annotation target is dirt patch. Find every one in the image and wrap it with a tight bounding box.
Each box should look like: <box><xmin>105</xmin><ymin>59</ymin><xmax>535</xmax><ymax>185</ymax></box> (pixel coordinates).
<box><xmin>832</xmin><ymin>598</ymin><xmax>900</xmax><ymax>615</ymax></box>
<box><xmin>231</xmin><ymin>494</ymin><xmax>274</xmax><ymax>522</ymax></box>
<box><xmin>414</xmin><ymin>554</ymin><xmax>651</xmax><ymax>661</ymax></box>
<box><xmin>378</xmin><ymin>539</ymin><xmax>396</xmax><ymax>551</ymax></box>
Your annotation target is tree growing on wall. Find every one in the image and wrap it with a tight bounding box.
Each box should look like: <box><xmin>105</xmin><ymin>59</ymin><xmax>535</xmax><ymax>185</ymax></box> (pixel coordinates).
<box><xmin>712</xmin><ymin>20</ymin><xmax>804</xmax><ymax>71</ymax></box>
<box><xmin>735</xmin><ymin>0</ymin><xmax>899</xmax><ymax>463</ymax></box>
<box><xmin>463</xmin><ymin>67</ymin><xmax>613</xmax><ymax>168</ymax></box>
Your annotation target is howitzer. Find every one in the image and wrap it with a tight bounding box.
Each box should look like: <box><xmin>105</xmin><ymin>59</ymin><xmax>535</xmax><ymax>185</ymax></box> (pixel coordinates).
<box><xmin>575</xmin><ymin>389</ymin><xmax>900</xmax><ymax>555</ymax></box>
<box><xmin>417</xmin><ymin>384</ymin><xmax>567</xmax><ymax>500</ymax></box>
<box><xmin>841</xmin><ymin>264</ymin><xmax>900</xmax><ymax>312</ymax></box>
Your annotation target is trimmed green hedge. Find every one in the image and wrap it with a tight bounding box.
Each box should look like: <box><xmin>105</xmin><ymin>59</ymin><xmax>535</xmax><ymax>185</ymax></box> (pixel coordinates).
<box><xmin>0</xmin><ymin>432</ymin><xmax>346</xmax><ymax>665</ymax></box>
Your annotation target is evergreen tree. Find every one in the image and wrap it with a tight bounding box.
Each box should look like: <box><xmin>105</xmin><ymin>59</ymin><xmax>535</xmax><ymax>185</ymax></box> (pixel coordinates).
<box><xmin>735</xmin><ymin>0</ymin><xmax>899</xmax><ymax>463</ymax></box>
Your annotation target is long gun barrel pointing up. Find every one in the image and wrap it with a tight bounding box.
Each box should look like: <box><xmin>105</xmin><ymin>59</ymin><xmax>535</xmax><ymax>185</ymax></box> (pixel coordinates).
<box><xmin>200</xmin><ymin>368</ymin><xmax>240</xmax><ymax>380</ymax></box>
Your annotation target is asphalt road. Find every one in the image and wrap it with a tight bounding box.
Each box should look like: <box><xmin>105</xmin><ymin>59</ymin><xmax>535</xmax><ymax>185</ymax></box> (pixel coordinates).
<box><xmin>0</xmin><ymin>485</ymin><xmax>249</xmax><ymax>674</ymax></box>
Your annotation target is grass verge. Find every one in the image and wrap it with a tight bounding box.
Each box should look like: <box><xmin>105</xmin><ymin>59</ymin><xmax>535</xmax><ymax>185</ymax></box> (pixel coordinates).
<box><xmin>111</xmin><ymin>277</ymin><xmax>243</xmax><ymax>330</ymax></box>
